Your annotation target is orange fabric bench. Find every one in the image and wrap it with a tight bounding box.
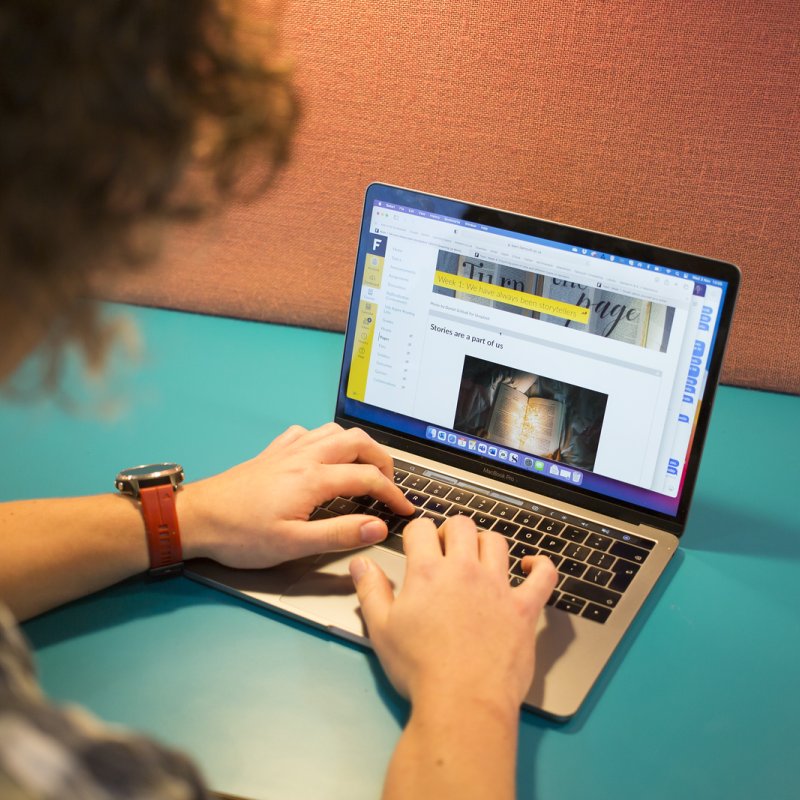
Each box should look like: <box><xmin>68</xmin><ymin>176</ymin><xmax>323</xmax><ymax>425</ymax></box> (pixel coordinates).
<box><xmin>104</xmin><ymin>0</ymin><xmax>800</xmax><ymax>394</ymax></box>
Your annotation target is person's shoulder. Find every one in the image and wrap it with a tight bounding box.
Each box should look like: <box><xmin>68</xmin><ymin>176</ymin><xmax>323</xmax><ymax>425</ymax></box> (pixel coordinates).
<box><xmin>0</xmin><ymin>601</ymin><xmax>211</xmax><ymax>799</ymax></box>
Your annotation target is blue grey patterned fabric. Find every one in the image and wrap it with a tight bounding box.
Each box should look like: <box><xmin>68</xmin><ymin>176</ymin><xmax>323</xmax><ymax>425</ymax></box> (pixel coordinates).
<box><xmin>0</xmin><ymin>603</ymin><xmax>210</xmax><ymax>799</ymax></box>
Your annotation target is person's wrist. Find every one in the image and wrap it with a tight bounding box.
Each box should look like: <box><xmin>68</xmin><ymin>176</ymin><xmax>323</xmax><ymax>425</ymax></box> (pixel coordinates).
<box><xmin>175</xmin><ymin>481</ymin><xmax>219</xmax><ymax>561</ymax></box>
<box><xmin>409</xmin><ymin>675</ymin><xmax>522</xmax><ymax>727</ymax></box>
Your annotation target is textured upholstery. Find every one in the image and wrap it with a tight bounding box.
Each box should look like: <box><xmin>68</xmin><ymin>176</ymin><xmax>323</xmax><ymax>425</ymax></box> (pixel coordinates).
<box><xmin>104</xmin><ymin>0</ymin><xmax>800</xmax><ymax>394</ymax></box>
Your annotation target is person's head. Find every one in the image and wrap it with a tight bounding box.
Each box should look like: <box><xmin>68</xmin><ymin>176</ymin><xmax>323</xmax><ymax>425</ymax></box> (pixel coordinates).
<box><xmin>0</xmin><ymin>0</ymin><xmax>297</xmax><ymax>383</ymax></box>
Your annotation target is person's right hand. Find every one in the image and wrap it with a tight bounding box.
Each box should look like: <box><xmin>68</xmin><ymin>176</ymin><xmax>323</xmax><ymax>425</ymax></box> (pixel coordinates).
<box><xmin>349</xmin><ymin>515</ymin><xmax>557</xmax><ymax>712</ymax></box>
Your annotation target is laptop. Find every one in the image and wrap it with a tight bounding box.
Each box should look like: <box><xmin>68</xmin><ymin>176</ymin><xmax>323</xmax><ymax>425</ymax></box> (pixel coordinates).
<box><xmin>186</xmin><ymin>183</ymin><xmax>739</xmax><ymax>720</ymax></box>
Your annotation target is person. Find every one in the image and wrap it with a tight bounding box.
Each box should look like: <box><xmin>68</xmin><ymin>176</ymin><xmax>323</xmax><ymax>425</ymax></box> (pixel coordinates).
<box><xmin>0</xmin><ymin>2</ymin><xmax>557</xmax><ymax>798</ymax></box>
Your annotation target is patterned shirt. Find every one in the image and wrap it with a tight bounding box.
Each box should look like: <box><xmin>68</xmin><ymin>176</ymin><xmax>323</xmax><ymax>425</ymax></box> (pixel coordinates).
<box><xmin>0</xmin><ymin>603</ymin><xmax>210</xmax><ymax>800</ymax></box>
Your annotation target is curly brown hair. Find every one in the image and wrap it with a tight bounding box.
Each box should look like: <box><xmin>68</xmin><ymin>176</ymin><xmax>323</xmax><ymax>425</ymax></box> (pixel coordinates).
<box><xmin>0</xmin><ymin>0</ymin><xmax>297</xmax><ymax>384</ymax></box>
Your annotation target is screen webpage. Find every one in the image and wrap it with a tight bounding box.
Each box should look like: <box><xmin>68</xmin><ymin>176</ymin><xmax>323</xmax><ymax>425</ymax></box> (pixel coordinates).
<box><xmin>341</xmin><ymin>194</ymin><xmax>729</xmax><ymax>517</ymax></box>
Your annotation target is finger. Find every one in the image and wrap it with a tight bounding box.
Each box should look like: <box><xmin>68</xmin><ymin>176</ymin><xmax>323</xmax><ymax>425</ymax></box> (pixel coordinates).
<box><xmin>318</xmin><ymin>464</ymin><xmax>413</xmax><ymax>514</ymax></box>
<box><xmin>441</xmin><ymin>514</ymin><xmax>480</xmax><ymax>559</ymax></box>
<box><xmin>264</xmin><ymin>422</ymin><xmax>342</xmax><ymax>459</ymax></box>
<box><xmin>350</xmin><ymin>556</ymin><xmax>394</xmax><ymax>640</ymax></box>
<box><xmin>313</xmin><ymin>427</ymin><xmax>396</xmax><ymax>482</ymax></box>
<box><xmin>292</xmin><ymin>421</ymin><xmax>344</xmax><ymax>446</ymax></box>
<box><xmin>478</xmin><ymin>529</ymin><xmax>510</xmax><ymax>575</ymax></box>
<box><xmin>402</xmin><ymin>517</ymin><xmax>443</xmax><ymax>561</ymax></box>
<box><xmin>262</xmin><ymin>425</ymin><xmax>308</xmax><ymax>453</ymax></box>
<box><xmin>518</xmin><ymin>555</ymin><xmax>559</xmax><ymax>607</ymax></box>
<box><xmin>287</xmin><ymin>514</ymin><xmax>390</xmax><ymax>558</ymax></box>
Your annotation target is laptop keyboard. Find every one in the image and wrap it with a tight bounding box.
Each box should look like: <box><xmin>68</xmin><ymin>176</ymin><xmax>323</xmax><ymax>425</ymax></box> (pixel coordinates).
<box><xmin>311</xmin><ymin>460</ymin><xmax>655</xmax><ymax>624</ymax></box>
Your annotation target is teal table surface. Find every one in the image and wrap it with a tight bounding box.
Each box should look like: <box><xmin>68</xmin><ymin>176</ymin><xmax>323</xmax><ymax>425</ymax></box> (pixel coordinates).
<box><xmin>2</xmin><ymin>304</ymin><xmax>799</xmax><ymax>800</ymax></box>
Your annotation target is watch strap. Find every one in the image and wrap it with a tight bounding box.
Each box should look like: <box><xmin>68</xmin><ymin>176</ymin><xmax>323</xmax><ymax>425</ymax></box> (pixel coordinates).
<box><xmin>140</xmin><ymin>485</ymin><xmax>183</xmax><ymax>577</ymax></box>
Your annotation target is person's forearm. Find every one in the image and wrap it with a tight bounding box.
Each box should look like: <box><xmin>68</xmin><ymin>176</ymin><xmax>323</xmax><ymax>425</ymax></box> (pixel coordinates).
<box><xmin>383</xmin><ymin>690</ymin><xmax>519</xmax><ymax>800</ymax></box>
<box><xmin>0</xmin><ymin>426</ymin><xmax>414</xmax><ymax>622</ymax></box>
<box><xmin>0</xmin><ymin>492</ymin><xmax>199</xmax><ymax>621</ymax></box>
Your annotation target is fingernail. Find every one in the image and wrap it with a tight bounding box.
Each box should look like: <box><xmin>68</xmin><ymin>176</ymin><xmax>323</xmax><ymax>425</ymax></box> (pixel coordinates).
<box><xmin>360</xmin><ymin>520</ymin><xmax>386</xmax><ymax>544</ymax></box>
<box><xmin>349</xmin><ymin>556</ymin><xmax>369</xmax><ymax>583</ymax></box>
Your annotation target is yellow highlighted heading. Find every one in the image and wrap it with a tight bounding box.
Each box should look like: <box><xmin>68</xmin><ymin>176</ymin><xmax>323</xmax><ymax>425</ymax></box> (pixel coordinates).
<box><xmin>433</xmin><ymin>272</ymin><xmax>590</xmax><ymax>323</ymax></box>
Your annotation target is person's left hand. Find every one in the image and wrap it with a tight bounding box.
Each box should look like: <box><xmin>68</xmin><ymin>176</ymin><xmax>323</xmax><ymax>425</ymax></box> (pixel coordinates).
<box><xmin>179</xmin><ymin>423</ymin><xmax>414</xmax><ymax>567</ymax></box>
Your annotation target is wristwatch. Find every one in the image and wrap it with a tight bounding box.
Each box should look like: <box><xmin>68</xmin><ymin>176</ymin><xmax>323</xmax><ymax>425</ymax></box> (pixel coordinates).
<box><xmin>115</xmin><ymin>463</ymin><xmax>185</xmax><ymax>577</ymax></box>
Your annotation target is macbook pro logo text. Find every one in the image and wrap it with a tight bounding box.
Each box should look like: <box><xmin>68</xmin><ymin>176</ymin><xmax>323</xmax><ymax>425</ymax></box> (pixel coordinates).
<box><xmin>482</xmin><ymin>466</ymin><xmax>515</xmax><ymax>483</ymax></box>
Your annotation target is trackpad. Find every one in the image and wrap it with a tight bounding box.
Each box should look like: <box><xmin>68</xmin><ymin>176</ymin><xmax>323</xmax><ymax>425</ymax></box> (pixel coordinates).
<box><xmin>280</xmin><ymin>547</ymin><xmax>406</xmax><ymax>639</ymax></box>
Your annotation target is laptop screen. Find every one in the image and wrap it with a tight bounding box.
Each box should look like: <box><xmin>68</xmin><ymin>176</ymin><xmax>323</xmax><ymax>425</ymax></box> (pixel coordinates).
<box><xmin>336</xmin><ymin>184</ymin><xmax>739</xmax><ymax>527</ymax></box>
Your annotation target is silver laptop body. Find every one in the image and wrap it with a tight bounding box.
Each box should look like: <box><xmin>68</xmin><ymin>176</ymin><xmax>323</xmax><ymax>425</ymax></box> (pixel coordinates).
<box><xmin>187</xmin><ymin>184</ymin><xmax>739</xmax><ymax>720</ymax></box>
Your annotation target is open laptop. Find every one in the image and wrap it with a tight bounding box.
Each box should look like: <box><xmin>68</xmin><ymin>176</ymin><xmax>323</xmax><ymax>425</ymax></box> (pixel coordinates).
<box><xmin>186</xmin><ymin>183</ymin><xmax>739</xmax><ymax>720</ymax></box>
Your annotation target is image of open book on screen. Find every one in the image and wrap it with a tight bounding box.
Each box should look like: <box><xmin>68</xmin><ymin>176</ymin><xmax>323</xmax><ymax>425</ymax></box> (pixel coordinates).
<box><xmin>454</xmin><ymin>356</ymin><xmax>608</xmax><ymax>471</ymax></box>
<box><xmin>488</xmin><ymin>383</ymin><xmax>565</xmax><ymax>456</ymax></box>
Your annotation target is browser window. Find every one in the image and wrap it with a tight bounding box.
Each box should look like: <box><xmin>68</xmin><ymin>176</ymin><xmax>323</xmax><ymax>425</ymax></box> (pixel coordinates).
<box><xmin>341</xmin><ymin>189</ymin><xmax>731</xmax><ymax>519</ymax></box>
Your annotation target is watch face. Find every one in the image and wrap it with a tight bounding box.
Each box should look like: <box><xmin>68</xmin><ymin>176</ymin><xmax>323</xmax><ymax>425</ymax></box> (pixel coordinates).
<box><xmin>122</xmin><ymin>463</ymin><xmax>181</xmax><ymax>480</ymax></box>
<box><xmin>115</xmin><ymin>463</ymin><xmax>184</xmax><ymax>497</ymax></box>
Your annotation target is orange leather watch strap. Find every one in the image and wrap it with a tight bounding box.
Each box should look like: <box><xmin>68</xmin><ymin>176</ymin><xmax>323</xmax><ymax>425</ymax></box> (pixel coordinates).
<box><xmin>140</xmin><ymin>484</ymin><xmax>183</xmax><ymax>575</ymax></box>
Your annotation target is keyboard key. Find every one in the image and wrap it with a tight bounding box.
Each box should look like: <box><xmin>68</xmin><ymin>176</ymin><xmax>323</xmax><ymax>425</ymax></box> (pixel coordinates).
<box><xmin>563</xmin><ymin>543</ymin><xmax>591</xmax><ymax>561</ymax></box>
<box><xmin>537</xmin><ymin>518</ymin><xmax>566</xmax><ymax>535</ymax></box>
<box><xmin>421</xmin><ymin>511</ymin><xmax>446</xmax><ymax>527</ymax></box>
<box><xmin>309</xmin><ymin>507</ymin><xmax>335</xmax><ymax>521</ymax></box>
<box><xmin>426</xmin><ymin>480</ymin><xmax>452</xmax><ymax>497</ymax></box>
<box><xmin>424</xmin><ymin>498</ymin><xmax>452</xmax><ymax>515</ymax></box>
<box><xmin>405</xmin><ymin>491</ymin><xmax>428</xmax><ymax>507</ymax></box>
<box><xmin>582</xmin><ymin>603</ymin><xmax>612</xmax><ymax>623</ymax></box>
<box><xmin>514</xmin><ymin>528</ymin><xmax>541</xmax><ymax>545</ymax></box>
<box><xmin>492</xmin><ymin>520</ymin><xmax>520</xmax><ymax>537</ymax></box>
<box><xmin>386</xmin><ymin>515</ymin><xmax>408</xmax><ymax>533</ymax></box>
<box><xmin>546</xmin><ymin>590</ymin><xmax>560</xmax><ymax>606</ymax></box>
<box><xmin>612</xmin><ymin>530</ymin><xmax>656</xmax><ymax>550</ymax></box>
<box><xmin>556</xmin><ymin>597</ymin><xmax>586</xmax><ymax>615</ymax></box>
<box><xmin>376</xmin><ymin>514</ymin><xmax>405</xmax><ymax>530</ymax></box>
<box><xmin>402</xmin><ymin>474</ymin><xmax>430</xmax><ymax>491</ymax></box>
<box><xmin>560</xmin><ymin>577</ymin><xmax>622</xmax><ymax>608</ymax></box>
<box><xmin>493</xmin><ymin>502</ymin><xmax>519</xmax><ymax>519</ymax></box>
<box><xmin>609</xmin><ymin>561</ymin><xmax>640</xmax><ymax>592</ymax></box>
<box><xmin>586</xmin><ymin>551</ymin><xmax>615</xmax><ymax>569</ymax></box>
<box><xmin>585</xmin><ymin>533</ymin><xmax>612</xmax><ymax>551</ymax></box>
<box><xmin>472</xmin><ymin>512</ymin><xmax>497</xmax><ymax>529</ymax></box>
<box><xmin>468</xmin><ymin>496</ymin><xmax>497</xmax><ymax>513</ymax></box>
<box><xmin>447</xmin><ymin>488</ymin><xmax>475</xmax><ymax>505</ymax></box>
<box><xmin>327</xmin><ymin>497</ymin><xmax>359</xmax><ymax>515</ymax></box>
<box><xmin>611</xmin><ymin>559</ymin><xmax>640</xmax><ymax>576</ymax></box>
<box><xmin>350</xmin><ymin>495</ymin><xmax>375</xmax><ymax>507</ymax></box>
<box><xmin>514</xmin><ymin>510</ymin><xmax>543</xmax><ymax>527</ymax></box>
<box><xmin>510</xmin><ymin>541</ymin><xmax>538</xmax><ymax>559</ymax></box>
<box><xmin>379</xmin><ymin>533</ymin><xmax>405</xmax><ymax>553</ymax></box>
<box><xmin>539</xmin><ymin>536</ymin><xmax>567</xmax><ymax>554</ymax></box>
<box><xmin>393</xmin><ymin>510</ymin><xmax>424</xmax><ymax>533</ymax></box>
<box><xmin>394</xmin><ymin>468</ymin><xmax>409</xmax><ymax>484</ymax></box>
<box><xmin>540</xmin><ymin>552</ymin><xmax>563</xmax><ymax>568</ymax></box>
<box><xmin>610</xmin><ymin>541</ymin><xmax>650</xmax><ymax>564</ymax></box>
<box><xmin>509</xmin><ymin>575</ymin><xmax>525</xmax><ymax>587</ymax></box>
<box><xmin>559</xmin><ymin>558</ymin><xmax>587</xmax><ymax>578</ymax></box>
<box><xmin>562</xmin><ymin>526</ymin><xmax>589</xmax><ymax>543</ymax></box>
<box><xmin>509</xmin><ymin>559</ymin><xmax>527</xmax><ymax>577</ymax></box>
<box><xmin>584</xmin><ymin>567</ymin><xmax>612</xmax><ymax>586</ymax></box>
<box><xmin>444</xmin><ymin>504</ymin><xmax>473</xmax><ymax>518</ymax></box>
